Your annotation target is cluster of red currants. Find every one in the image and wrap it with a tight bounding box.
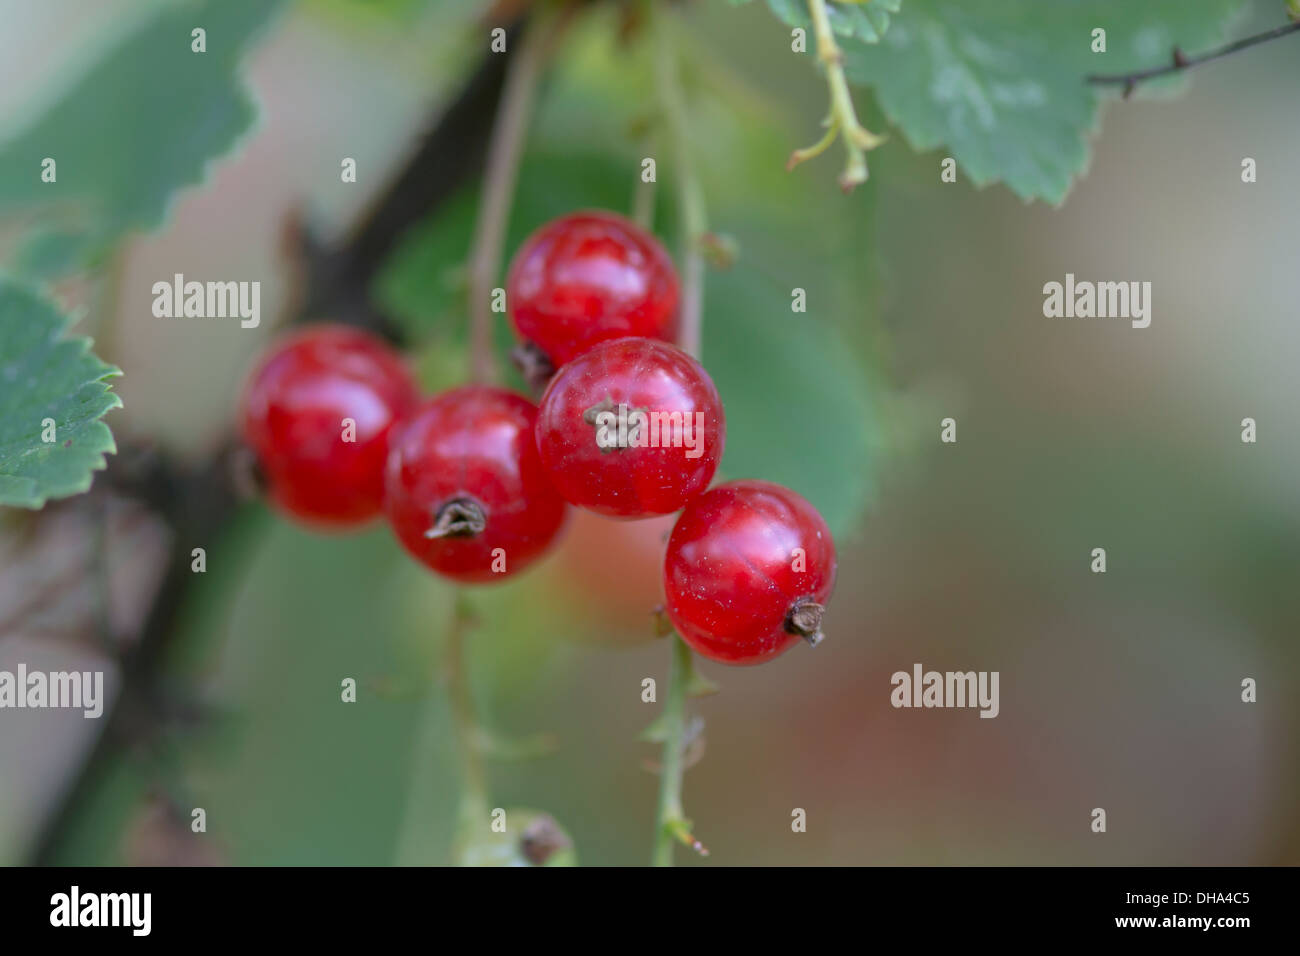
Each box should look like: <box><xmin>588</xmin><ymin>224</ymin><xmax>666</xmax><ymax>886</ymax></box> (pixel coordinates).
<box><xmin>239</xmin><ymin>211</ymin><xmax>836</xmax><ymax>665</ymax></box>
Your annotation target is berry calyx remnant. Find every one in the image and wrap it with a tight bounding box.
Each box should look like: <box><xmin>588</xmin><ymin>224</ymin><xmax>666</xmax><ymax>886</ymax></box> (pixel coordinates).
<box><xmin>535</xmin><ymin>337</ymin><xmax>724</xmax><ymax>518</ymax></box>
<box><xmin>385</xmin><ymin>386</ymin><xmax>567</xmax><ymax>583</ymax></box>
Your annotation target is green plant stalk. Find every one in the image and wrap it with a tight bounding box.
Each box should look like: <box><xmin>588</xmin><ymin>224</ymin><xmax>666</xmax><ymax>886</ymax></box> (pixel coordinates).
<box><xmin>446</xmin><ymin>593</ymin><xmax>490</xmax><ymax>830</ymax></box>
<box><xmin>392</xmin><ymin>592</ymin><xmax>484</xmax><ymax>865</ymax></box>
<box><xmin>465</xmin><ymin>3</ymin><xmax>563</xmax><ymax>385</ymax></box>
<box><xmin>632</xmin><ymin>169</ymin><xmax>656</xmax><ymax>232</ymax></box>
<box><xmin>653</xmin><ymin>7</ymin><xmax>707</xmax><ymax>359</ymax></box>
<box><xmin>652</xmin><ymin>633</ymin><xmax>700</xmax><ymax>866</ymax></box>
<box><xmin>647</xmin><ymin>0</ymin><xmax>709</xmax><ymax>868</ymax></box>
<box><xmin>447</xmin><ymin>5</ymin><xmax>575</xmax><ymax>854</ymax></box>
<box><xmin>802</xmin><ymin>0</ymin><xmax>884</xmax><ymax>191</ymax></box>
<box><xmin>647</xmin><ymin>1</ymin><xmax>717</xmax><ymax>868</ymax></box>
<box><xmin>393</xmin><ymin>672</ymin><xmax>446</xmax><ymax>864</ymax></box>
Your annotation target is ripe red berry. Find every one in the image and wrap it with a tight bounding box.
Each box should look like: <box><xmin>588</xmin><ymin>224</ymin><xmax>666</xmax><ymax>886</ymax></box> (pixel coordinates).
<box><xmin>663</xmin><ymin>480</ymin><xmax>836</xmax><ymax>665</ymax></box>
<box><xmin>384</xmin><ymin>386</ymin><xmax>567</xmax><ymax>584</ymax></box>
<box><xmin>534</xmin><ymin>337</ymin><xmax>724</xmax><ymax>519</ymax></box>
<box><xmin>239</xmin><ymin>323</ymin><xmax>419</xmax><ymax>527</ymax></box>
<box><xmin>506</xmin><ymin>211</ymin><xmax>680</xmax><ymax>366</ymax></box>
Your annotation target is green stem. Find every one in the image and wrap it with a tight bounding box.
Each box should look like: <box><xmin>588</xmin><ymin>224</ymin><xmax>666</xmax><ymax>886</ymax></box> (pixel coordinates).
<box><xmin>465</xmin><ymin>3</ymin><xmax>563</xmax><ymax>384</ymax></box>
<box><xmin>632</xmin><ymin>169</ymin><xmax>656</xmax><ymax>232</ymax></box>
<box><xmin>88</xmin><ymin>248</ymin><xmax>127</xmax><ymax>362</ymax></box>
<box><xmin>801</xmin><ymin>0</ymin><xmax>884</xmax><ymax>192</ymax></box>
<box><xmin>653</xmin><ymin>8</ymin><xmax>706</xmax><ymax>359</ymax></box>
<box><xmin>446</xmin><ymin>593</ymin><xmax>489</xmax><ymax>827</ymax></box>
<box><xmin>652</xmin><ymin>634</ymin><xmax>706</xmax><ymax>865</ymax></box>
<box><xmin>392</xmin><ymin>593</ymin><xmax>484</xmax><ymax>865</ymax></box>
<box><xmin>648</xmin><ymin>4</ymin><xmax>711</xmax><ymax>868</ymax></box>
<box><xmin>393</xmin><ymin>677</ymin><xmax>445</xmax><ymax>865</ymax></box>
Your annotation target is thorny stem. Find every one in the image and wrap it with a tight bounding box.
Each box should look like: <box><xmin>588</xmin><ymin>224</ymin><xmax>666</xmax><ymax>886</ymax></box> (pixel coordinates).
<box><xmin>647</xmin><ymin>2</ymin><xmax>709</xmax><ymax>867</ymax></box>
<box><xmin>653</xmin><ymin>8</ymin><xmax>706</xmax><ymax>359</ymax></box>
<box><xmin>466</xmin><ymin>4</ymin><xmax>565</xmax><ymax>384</ymax></box>
<box><xmin>1087</xmin><ymin>18</ymin><xmax>1300</xmax><ymax>94</ymax></box>
<box><xmin>652</xmin><ymin>634</ymin><xmax>707</xmax><ymax>866</ymax></box>
<box><xmin>793</xmin><ymin>0</ymin><xmax>885</xmax><ymax>192</ymax></box>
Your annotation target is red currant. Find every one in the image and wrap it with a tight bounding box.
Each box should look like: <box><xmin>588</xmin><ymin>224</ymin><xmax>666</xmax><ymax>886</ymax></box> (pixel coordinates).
<box><xmin>506</xmin><ymin>211</ymin><xmax>680</xmax><ymax>366</ymax></box>
<box><xmin>663</xmin><ymin>480</ymin><xmax>836</xmax><ymax>665</ymax></box>
<box><xmin>239</xmin><ymin>323</ymin><xmax>419</xmax><ymax>528</ymax></box>
<box><xmin>384</xmin><ymin>386</ymin><xmax>567</xmax><ymax>583</ymax></box>
<box><xmin>534</xmin><ymin>337</ymin><xmax>724</xmax><ymax>519</ymax></box>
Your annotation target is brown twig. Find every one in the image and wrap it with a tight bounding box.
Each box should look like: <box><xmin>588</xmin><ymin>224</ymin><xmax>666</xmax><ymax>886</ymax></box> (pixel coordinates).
<box><xmin>1086</xmin><ymin>20</ymin><xmax>1300</xmax><ymax>96</ymax></box>
<box><xmin>28</xmin><ymin>24</ymin><xmax>528</xmax><ymax>865</ymax></box>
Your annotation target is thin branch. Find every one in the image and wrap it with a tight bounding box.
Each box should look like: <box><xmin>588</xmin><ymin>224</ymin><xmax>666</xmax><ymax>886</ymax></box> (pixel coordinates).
<box><xmin>652</xmin><ymin>634</ymin><xmax>707</xmax><ymax>866</ymax></box>
<box><xmin>303</xmin><ymin>28</ymin><xmax>522</xmax><ymax>333</ymax></box>
<box><xmin>466</xmin><ymin>3</ymin><xmax>569</xmax><ymax>384</ymax></box>
<box><xmin>653</xmin><ymin>8</ymin><xmax>706</xmax><ymax>359</ymax></box>
<box><xmin>632</xmin><ymin>170</ymin><xmax>656</xmax><ymax>232</ymax></box>
<box><xmin>446</xmin><ymin>594</ymin><xmax>490</xmax><ymax>825</ymax></box>
<box><xmin>646</xmin><ymin>4</ymin><xmax>712</xmax><ymax>868</ymax></box>
<box><xmin>1087</xmin><ymin>19</ymin><xmax>1300</xmax><ymax>94</ymax></box>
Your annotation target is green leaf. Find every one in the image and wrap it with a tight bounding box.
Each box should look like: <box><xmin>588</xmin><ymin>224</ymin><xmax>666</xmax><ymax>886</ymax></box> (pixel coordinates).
<box><xmin>840</xmin><ymin>0</ymin><xmax>1246</xmax><ymax>203</ymax></box>
<box><xmin>0</xmin><ymin>279</ymin><xmax>121</xmax><ymax>508</ymax></box>
<box><xmin>764</xmin><ymin>0</ymin><xmax>904</xmax><ymax>45</ymax></box>
<box><xmin>705</xmin><ymin>263</ymin><xmax>876</xmax><ymax>541</ymax></box>
<box><xmin>11</xmin><ymin>230</ymin><xmax>95</xmax><ymax>280</ymax></box>
<box><xmin>0</xmin><ymin>0</ymin><xmax>286</xmax><ymax>274</ymax></box>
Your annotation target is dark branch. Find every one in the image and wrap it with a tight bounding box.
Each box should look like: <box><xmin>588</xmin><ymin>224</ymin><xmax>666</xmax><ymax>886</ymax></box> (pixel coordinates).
<box><xmin>299</xmin><ymin>27</ymin><xmax>520</xmax><ymax>337</ymax></box>
<box><xmin>1087</xmin><ymin>19</ymin><xmax>1300</xmax><ymax>94</ymax></box>
<box><xmin>28</xmin><ymin>28</ymin><xmax>522</xmax><ymax>865</ymax></box>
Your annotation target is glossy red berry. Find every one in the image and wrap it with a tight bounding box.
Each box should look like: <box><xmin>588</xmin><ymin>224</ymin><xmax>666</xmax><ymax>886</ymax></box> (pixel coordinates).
<box><xmin>384</xmin><ymin>386</ymin><xmax>567</xmax><ymax>584</ymax></box>
<box><xmin>239</xmin><ymin>323</ymin><xmax>419</xmax><ymax>528</ymax></box>
<box><xmin>534</xmin><ymin>337</ymin><xmax>724</xmax><ymax>519</ymax></box>
<box><xmin>663</xmin><ymin>480</ymin><xmax>836</xmax><ymax>665</ymax></box>
<box><xmin>506</xmin><ymin>211</ymin><xmax>680</xmax><ymax>366</ymax></box>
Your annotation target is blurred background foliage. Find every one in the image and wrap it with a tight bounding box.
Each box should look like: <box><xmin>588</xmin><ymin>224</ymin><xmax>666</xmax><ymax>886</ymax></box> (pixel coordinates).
<box><xmin>0</xmin><ymin>0</ymin><xmax>1297</xmax><ymax>865</ymax></box>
